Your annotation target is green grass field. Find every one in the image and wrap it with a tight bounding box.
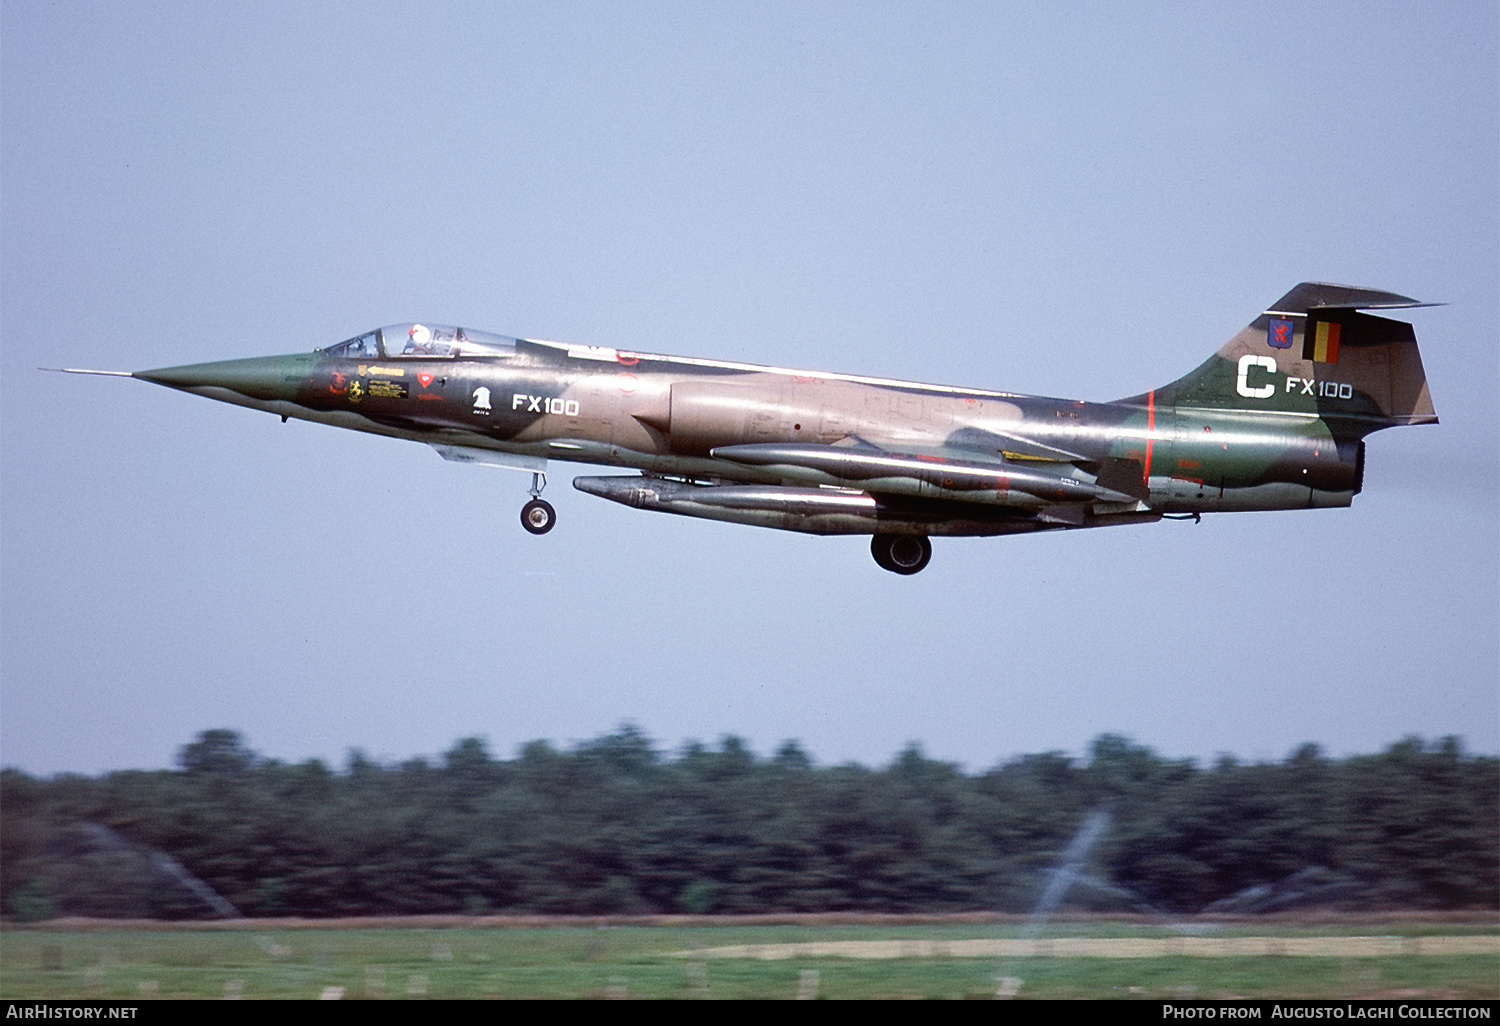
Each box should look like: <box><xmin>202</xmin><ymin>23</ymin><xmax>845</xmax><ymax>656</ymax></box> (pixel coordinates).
<box><xmin>2</xmin><ymin>919</ymin><xmax>1495</xmax><ymax>1000</ymax></box>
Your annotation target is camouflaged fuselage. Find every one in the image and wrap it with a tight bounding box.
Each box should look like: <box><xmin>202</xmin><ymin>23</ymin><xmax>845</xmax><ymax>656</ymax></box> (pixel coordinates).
<box><xmin>122</xmin><ymin>283</ymin><xmax>1436</xmax><ymax>562</ymax></box>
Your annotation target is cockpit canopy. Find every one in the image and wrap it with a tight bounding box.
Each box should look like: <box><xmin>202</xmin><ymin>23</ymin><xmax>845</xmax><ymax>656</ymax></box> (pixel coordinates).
<box><xmin>323</xmin><ymin>324</ymin><xmax>518</xmax><ymax>359</ymax></box>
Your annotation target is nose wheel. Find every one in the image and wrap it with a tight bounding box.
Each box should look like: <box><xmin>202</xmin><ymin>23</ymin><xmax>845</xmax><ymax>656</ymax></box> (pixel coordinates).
<box><xmin>520</xmin><ymin>472</ymin><xmax>556</xmax><ymax>535</ymax></box>
<box><xmin>871</xmin><ymin>534</ymin><xmax>931</xmax><ymax>574</ymax></box>
<box><xmin>521</xmin><ymin>499</ymin><xmax>556</xmax><ymax>535</ymax></box>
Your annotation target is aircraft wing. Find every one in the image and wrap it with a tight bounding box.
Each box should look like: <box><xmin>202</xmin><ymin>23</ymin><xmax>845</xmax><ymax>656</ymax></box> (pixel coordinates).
<box><xmin>710</xmin><ymin>442</ymin><xmax>1142</xmax><ymax>508</ymax></box>
<box><xmin>949</xmin><ymin>428</ymin><xmax>1090</xmax><ymax>465</ymax></box>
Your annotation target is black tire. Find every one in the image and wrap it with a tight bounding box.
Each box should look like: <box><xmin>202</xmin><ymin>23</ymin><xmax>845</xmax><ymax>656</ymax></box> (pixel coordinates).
<box><xmin>520</xmin><ymin>499</ymin><xmax>556</xmax><ymax>535</ymax></box>
<box><xmin>871</xmin><ymin>534</ymin><xmax>931</xmax><ymax>575</ymax></box>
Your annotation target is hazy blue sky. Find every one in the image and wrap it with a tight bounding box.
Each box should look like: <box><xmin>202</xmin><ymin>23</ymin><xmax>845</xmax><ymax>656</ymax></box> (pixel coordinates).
<box><xmin>3</xmin><ymin>1</ymin><xmax>1495</xmax><ymax>775</ymax></box>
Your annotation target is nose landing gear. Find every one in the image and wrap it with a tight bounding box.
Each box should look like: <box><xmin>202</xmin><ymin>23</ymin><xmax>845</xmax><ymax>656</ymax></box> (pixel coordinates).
<box><xmin>520</xmin><ymin>472</ymin><xmax>556</xmax><ymax>535</ymax></box>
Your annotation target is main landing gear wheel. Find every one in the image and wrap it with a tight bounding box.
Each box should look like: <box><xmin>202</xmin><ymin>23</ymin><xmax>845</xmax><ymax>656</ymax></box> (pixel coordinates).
<box><xmin>871</xmin><ymin>534</ymin><xmax>932</xmax><ymax>575</ymax></box>
<box><xmin>521</xmin><ymin>499</ymin><xmax>556</xmax><ymax>535</ymax></box>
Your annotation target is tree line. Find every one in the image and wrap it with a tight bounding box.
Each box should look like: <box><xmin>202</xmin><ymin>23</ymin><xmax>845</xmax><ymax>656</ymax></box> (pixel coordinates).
<box><xmin>1</xmin><ymin>729</ymin><xmax>1494</xmax><ymax>919</ymax></box>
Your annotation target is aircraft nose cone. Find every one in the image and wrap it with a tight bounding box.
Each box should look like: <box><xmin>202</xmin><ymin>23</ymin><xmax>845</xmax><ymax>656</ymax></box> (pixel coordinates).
<box><xmin>134</xmin><ymin>355</ymin><xmax>311</xmax><ymax>401</ymax></box>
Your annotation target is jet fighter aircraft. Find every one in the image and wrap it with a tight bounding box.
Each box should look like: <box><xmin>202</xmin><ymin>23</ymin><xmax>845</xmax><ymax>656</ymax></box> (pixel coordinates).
<box><xmin>54</xmin><ymin>283</ymin><xmax>1436</xmax><ymax>573</ymax></box>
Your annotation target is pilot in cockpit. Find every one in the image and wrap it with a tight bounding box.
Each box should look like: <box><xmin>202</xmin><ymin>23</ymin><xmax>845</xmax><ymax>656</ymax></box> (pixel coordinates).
<box><xmin>403</xmin><ymin>323</ymin><xmax>433</xmax><ymax>355</ymax></box>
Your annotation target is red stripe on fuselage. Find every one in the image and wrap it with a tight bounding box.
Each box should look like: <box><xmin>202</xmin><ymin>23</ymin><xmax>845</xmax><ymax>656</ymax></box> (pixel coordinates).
<box><xmin>1144</xmin><ymin>390</ymin><xmax>1156</xmax><ymax>487</ymax></box>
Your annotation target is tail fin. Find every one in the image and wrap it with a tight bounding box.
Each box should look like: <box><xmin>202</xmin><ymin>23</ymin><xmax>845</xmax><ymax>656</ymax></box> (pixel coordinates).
<box><xmin>1145</xmin><ymin>283</ymin><xmax>1439</xmax><ymax>431</ymax></box>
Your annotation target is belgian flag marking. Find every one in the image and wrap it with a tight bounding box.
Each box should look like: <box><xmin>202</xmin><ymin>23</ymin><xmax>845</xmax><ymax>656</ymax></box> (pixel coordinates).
<box><xmin>1304</xmin><ymin>321</ymin><xmax>1342</xmax><ymax>364</ymax></box>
